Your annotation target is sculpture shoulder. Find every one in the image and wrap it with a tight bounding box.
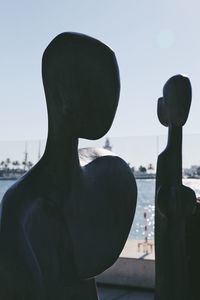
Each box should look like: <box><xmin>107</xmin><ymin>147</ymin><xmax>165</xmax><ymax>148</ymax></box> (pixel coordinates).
<box><xmin>156</xmin><ymin>150</ymin><xmax>169</xmax><ymax>181</ymax></box>
<box><xmin>157</xmin><ymin>184</ymin><xmax>196</xmax><ymax>218</ymax></box>
<box><xmin>157</xmin><ymin>149</ymin><xmax>168</xmax><ymax>165</ymax></box>
<box><xmin>1</xmin><ymin>179</ymin><xmax>23</xmax><ymax>213</ymax></box>
<box><xmin>0</xmin><ymin>173</ymin><xmax>34</xmax><ymax>227</ymax></box>
<box><xmin>84</xmin><ymin>155</ymin><xmax>136</xmax><ymax>186</ymax></box>
<box><xmin>2</xmin><ymin>173</ymin><xmax>29</xmax><ymax>202</ymax></box>
<box><xmin>82</xmin><ymin>155</ymin><xmax>137</xmax><ymax>201</ymax></box>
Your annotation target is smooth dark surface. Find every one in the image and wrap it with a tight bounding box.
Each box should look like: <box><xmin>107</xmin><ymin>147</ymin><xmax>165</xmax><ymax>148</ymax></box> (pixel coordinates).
<box><xmin>155</xmin><ymin>75</ymin><xmax>196</xmax><ymax>300</ymax></box>
<box><xmin>186</xmin><ymin>205</ymin><xmax>200</xmax><ymax>299</ymax></box>
<box><xmin>0</xmin><ymin>33</ymin><xmax>137</xmax><ymax>300</ymax></box>
<box><xmin>97</xmin><ymin>284</ymin><xmax>154</xmax><ymax>300</ymax></box>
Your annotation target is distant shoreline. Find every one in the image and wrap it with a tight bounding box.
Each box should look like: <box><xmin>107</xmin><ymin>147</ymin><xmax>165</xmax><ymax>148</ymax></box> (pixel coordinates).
<box><xmin>134</xmin><ymin>174</ymin><xmax>156</xmax><ymax>180</ymax></box>
<box><xmin>0</xmin><ymin>177</ymin><xmax>20</xmax><ymax>181</ymax></box>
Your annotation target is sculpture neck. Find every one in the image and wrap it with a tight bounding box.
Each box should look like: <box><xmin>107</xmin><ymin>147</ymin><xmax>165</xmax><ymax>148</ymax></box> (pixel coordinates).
<box><xmin>41</xmin><ymin>132</ymin><xmax>80</xmax><ymax>190</ymax></box>
<box><xmin>166</xmin><ymin>125</ymin><xmax>183</xmax><ymax>184</ymax></box>
<box><xmin>167</xmin><ymin>125</ymin><xmax>182</xmax><ymax>151</ymax></box>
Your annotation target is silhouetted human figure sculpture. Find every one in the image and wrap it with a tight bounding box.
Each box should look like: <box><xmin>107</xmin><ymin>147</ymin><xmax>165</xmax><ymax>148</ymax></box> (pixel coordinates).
<box><xmin>155</xmin><ymin>75</ymin><xmax>196</xmax><ymax>300</ymax></box>
<box><xmin>0</xmin><ymin>33</ymin><xmax>137</xmax><ymax>300</ymax></box>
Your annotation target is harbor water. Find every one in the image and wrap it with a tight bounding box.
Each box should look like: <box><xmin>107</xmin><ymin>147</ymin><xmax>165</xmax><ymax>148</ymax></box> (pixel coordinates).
<box><xmin>0</xmin><ymin>179</ymin><xmax>200</xmax><ymax>240</ymax></box>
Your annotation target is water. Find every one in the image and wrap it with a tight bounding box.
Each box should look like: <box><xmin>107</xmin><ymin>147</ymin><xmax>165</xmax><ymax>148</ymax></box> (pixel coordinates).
<box><xmin>0</xmin><ymin>179</ymin><xmax>200</xmax><ymax>240</ymax></box>
<box><xmin>130</xmin><ymin>178</ymin><xmax>200</xmax><ymax>240</ymax></box>
<box><xmin>130</xmin><ymin>179</ymin><xmax>155</xmax><ymax>240</ymax></box>
<box><xmin>0</xmin><ymin>180</ymin><xmax>15</xmax><ymax>200</ymax></box>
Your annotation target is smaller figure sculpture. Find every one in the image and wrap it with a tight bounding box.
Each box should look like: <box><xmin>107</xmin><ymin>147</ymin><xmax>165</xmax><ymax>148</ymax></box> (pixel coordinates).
<box><xmin>0</xmin><ymin>33</ymin><xmax>137</xmax><ymax>300</ymax></box>
<box><xmin>155</xmin><ymin>75</ymin><xmax>196</xmax><ymax>300</ymax></box>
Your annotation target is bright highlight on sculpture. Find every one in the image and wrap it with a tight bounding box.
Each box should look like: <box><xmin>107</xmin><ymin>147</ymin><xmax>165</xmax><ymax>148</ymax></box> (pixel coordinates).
<box><xmin>0</xmin><ymin>33</ymin><xmax>137</xmax><ymax>299</ymax></box>
<box><xmin>155</xmin><ymin>75</ymin><xmax>196</xmax><ymax>300</ymax></box>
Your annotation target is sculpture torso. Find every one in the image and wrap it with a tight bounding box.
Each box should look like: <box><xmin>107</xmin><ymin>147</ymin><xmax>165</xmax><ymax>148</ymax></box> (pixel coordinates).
<box><xmin>0</xmin><ymin>151</ymin><xmax>136</xmax><ymax>300</ymax></box>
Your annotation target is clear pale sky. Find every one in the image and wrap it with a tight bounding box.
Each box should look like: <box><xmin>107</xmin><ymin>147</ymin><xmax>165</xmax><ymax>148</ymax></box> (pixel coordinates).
<box><xmin>0</xmin><ymin>0</ymin><xmax>200</xmax><ymax>167</ymax></box>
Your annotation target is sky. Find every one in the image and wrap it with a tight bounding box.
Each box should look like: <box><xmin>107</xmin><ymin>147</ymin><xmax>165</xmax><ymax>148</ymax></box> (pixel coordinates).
<box><xmin>0</xmin><ymin>0</ymin><xmax>200</xmax><ymax>167</ymax></box>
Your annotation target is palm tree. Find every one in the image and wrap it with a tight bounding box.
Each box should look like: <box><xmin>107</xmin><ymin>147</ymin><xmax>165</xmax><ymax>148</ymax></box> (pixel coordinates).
<box><xmin>12</xmin><ymin>160</ymin><xmax>20</xmax><ymax>174</ymax></box>
<box><xmin>4</xmin><ymin>158</ymin><xmax>11</xmax><ymax>175</ymax></box>
<box><xmin>139</xmin><ymin>165</ymin><xmax>147</xmax><ymax>173</ymax></box>
<box><xmin>5</xmin><ymin>158</ymin><xmax>11</xmax><ymax>168</ymax></box>
<box><xmin>0</xmin><ymin>161</ymin><xmax>5</xmax><ymax>170</ymax></box>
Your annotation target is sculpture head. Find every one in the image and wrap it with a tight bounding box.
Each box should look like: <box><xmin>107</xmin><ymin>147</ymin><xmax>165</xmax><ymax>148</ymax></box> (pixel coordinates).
<box><xmin>157</xmin><ymin>75</ymin><xmax>192</xmax><ymax>127</ymax></box>
<box><xmin>42</xmin><ymin>32</ymin><xmax>120</xmax><ymax>140</ymax></box>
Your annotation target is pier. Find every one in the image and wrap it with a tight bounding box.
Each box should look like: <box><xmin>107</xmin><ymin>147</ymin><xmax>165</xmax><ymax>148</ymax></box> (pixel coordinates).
<box><xmin>97</xmin><ymin>240</ymin><xmax>155</xmax><ymax>299</ymax></box>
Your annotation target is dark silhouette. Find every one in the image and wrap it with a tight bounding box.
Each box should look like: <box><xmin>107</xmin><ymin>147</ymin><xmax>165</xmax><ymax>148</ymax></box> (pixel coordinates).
<box><xmin>0</xmin><ymin>33</ymin><xmax>137</xmax><ymax>300</ymax></box>
<box><xmin>155</xmin><ymin>75</ymin><xmax>196</xmax><ymax>300</ymax></box>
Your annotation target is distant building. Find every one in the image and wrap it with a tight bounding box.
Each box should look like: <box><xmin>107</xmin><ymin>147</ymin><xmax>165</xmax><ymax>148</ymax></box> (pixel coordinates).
<box><xmin>183</xmin><ymin>165</ymin><xmax>200</xmax><ymax>178</ymax></box>
<box><xmin>103</xmin><ymin>137</ymin><xmax>112</xmax><ymax>151</ymax></box>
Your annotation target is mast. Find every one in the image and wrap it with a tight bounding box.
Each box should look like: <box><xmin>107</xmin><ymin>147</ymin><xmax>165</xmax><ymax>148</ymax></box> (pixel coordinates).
<box><xmin>38</xmin><ymin>140</ymin><xmax>41</xmax><ymax>161</ymax></box>
<box><xmin>23</xmin><ymin>142</ymin><xmax>28</xmax><ymax>171</ymax></box>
